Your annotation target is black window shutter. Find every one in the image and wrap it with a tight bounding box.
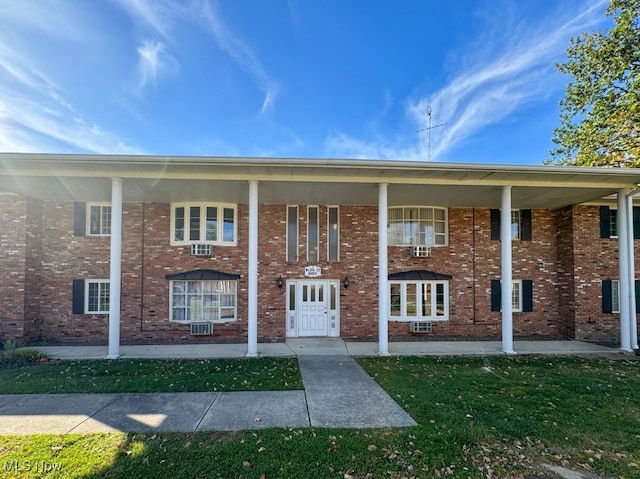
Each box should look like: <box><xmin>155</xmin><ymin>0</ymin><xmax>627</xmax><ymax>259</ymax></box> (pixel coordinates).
<box><xmin>602</xmin><ymin>279</ymin><xmax>613</xmax><ymax>314</ymax></box>
<box><xmin>599</xmin><ymin>206</ymin><xmax>611</xmax><ymax>239</ymax></box>
<box><xmin>636</xmin><ymin>279</ymin><xmax>640</xmax><ymax>314</ymax></box>
<box><xmin>522</xmin><ymin>280</ymin><xmax>533</xmax><ymax>312</ymax></box>
<box><xmin>72</xmin><ymin>279</ymin><xmax>85</xmax><ymax>314</ymax></box>
<box><xmin>73</xmin><ymin>202</ymin><xmax>86</xmax><ymax>236</ymax></box>
<box><xmin>490</xmin><ymin>209</ymin><xmax>500</xmax><ymax>240</ymax></box>
<box><xmin>520</xmin><ymin>209</ymin><xmax>532</xmax><ymax>241</ymax></box>
<box><xmin>633</xmin><ymin>206</ymin><xmax>640</xmax><ymax>239</ymax></box>
<box><xmin>490</xmin><ymin>280</ymin><xmax>501</xmax><ymax>312</ymax></box>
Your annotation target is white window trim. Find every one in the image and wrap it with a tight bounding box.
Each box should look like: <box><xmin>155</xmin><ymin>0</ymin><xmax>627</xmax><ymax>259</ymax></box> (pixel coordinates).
<box><xmin>327</xmin><ymin>205</ymin><xmax>340</xmax><ymax>262</ymax></box>
<box><xmin>87</xmin><ymin>203</ymin><xmax>111</xmax><ymax>236</ymax></box>
<box><xmin>388</xmin><ymin>280</ymin><xmax>449</xmax><ymax>321</ymax></box>
<box><xmin>86</xmin><ymin>279</ymin><xmax>110</xmax><ymax>314</ymax></box>
<box><xmin>170</xmin><ymin>202</ymin><xmax>237</xmax><ymax>246</ymax></box>
<box><xmin>387</xmin><ymin>206</ymin><xmax>448</xmax><ymax>247</ymax></box>
<box><xmin>512</xmin><ymin>279</ymin><xmax>523</xmax><ymax>313</ymax></box>
<box><xmin>169</xmin><ymin>280</ymin><xmax>238</xmax><ymax>323</ymax></box>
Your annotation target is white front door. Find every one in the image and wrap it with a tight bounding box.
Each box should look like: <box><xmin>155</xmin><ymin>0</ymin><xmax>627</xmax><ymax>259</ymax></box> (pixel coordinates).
<box><xmin>298</xmin><ymin>281</ymin><xmax>328</xmax><ymax>336</ymax></box>
<box><xmin>286</xmin><ymin>279</ymin><xmax>340</xmax><ymax>338</ymax></box>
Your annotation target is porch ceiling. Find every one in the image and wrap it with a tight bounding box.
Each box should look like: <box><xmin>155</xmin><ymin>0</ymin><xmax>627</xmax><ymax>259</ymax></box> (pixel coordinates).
<box><xmin>1</xmin><ymin>153</ymin><xmax>639</xmax><ymax>209</ymax></box>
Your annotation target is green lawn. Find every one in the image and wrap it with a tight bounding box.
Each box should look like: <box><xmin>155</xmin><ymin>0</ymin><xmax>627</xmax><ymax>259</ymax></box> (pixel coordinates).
<box><xmin>0</xmin><ymin>357</ymin><xmax>303</xmax><ymax>393</ymax></box>
<box><xmin>0</xmin><ymin>355</ymin><xmax>639</xmax><ymax>478</ymax></box>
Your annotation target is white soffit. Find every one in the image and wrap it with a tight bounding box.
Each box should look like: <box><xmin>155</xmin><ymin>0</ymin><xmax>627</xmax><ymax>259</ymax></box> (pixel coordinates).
<box><xmin>0</xmin><ymin>153</ymin><xmax>639</xmax><ymax>209</ymax></box>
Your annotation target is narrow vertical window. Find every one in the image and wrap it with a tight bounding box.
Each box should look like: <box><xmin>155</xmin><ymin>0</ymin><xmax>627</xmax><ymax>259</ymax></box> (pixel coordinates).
<box><xmin>390</xmin><ymin>283</ymin><xmax>401</xmax><ymax>317</ymax></box>
<box><xmin>174</xmin><ymin>207</ymin><xmax>185</xmax><ymax>242</ymax></box>
<box><xmin>328</xmin><ymin>206</ymin><xmax>339</xmax><ymax>262</ymax></box>
<box><xmin>223</xmin><ymin>207</ymin><xmax>235</xmax><ymax>242</ymax></box>
<box><xmin>287</xmin><ymin>206</ymin><xmax>298</xmax><ymax>262</ymax></box>
<box><xmin>511</xmin><ymin>210</ymin><xmax>521</xmax><ymax>240</ymax></box>
<box><xmin>189</xmin><ymin>206</ymin><xmax>201</xmax><ymax>241</ymax></box>
<box><xmin>206</xmin><ymin>206</ymin><xmax>218</xmax><ymax>241</ymax></box>
<box><xmin>308</xmin><ymin>206</ymin><xmax>319</xmax><ymax>262</ymax></box>
<box><xmin>612</xmin><ymin>280</ymin><xmax>620</xmax><ymax>313</ymax></box>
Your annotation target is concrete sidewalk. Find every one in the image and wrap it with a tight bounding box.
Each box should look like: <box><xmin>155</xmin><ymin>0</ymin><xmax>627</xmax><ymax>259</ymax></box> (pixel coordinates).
<box><xmin>0</xmin><ymin>339</ymin><xmax>621</xmax><ymax>435</ymax></box>
<box><xmin>31</xmin><ymin>339</ymin><xmax>621</xmax><ymax>360</ymax></box>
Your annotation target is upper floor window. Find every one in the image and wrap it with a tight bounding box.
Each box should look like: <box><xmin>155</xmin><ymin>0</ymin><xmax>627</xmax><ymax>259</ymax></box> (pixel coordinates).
<box><xmin>171</xmin><ymin>203</ymin><xmax>236</xmax><ymax>246</ymax></box>
<box><xmin>287</xmin><ymin>206</ymin><xmax>298</xmax><ymax>262</ymax></box>
<box><xmin>600</xmin><ymin>205</ymin><xmax>640</xmax><ymax>239</ymax></box>
<box><xmin>490</xmin><ymin>209</ymin><xmax>532</xmax><ymax>241</ymax></box>
<box><xmin>388</xmin><ymin>207</ymin><xmax>447</xmax><ymax>246</ymax></box>
<box><xmin>88</xmin><ymin>203</ymin><xmax>111</xmax><ymax>236</ymax></box>
<box><xmin>328</xmin><ymin>206</ymin><xmax>340</xmax><ymax>262</ymax></box>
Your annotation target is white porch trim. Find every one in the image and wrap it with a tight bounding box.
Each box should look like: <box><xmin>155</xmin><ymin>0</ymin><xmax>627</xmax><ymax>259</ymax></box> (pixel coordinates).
<box><xmin>107</xmin><ymin>178</ymin><xmax>122</xmax><ymax>359</ymax></box>
<box><xmin>378</xmin><ymin>183</ymin><xmax>389</xmax><ymax>356</ymax></box>
<box><xmin>247</xmin><ymin>180</ymin><xmax>259</xmax><ymax>357</ymax></box>
<box><xmin>501</xmin><ymin>186</ymin><xmax>515</xmax><ymax>354</ymax></box>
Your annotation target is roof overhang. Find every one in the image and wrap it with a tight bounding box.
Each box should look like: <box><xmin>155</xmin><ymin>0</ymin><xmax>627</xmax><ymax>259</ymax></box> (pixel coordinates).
<box><xmin>1</xmin><ymin>153</ymin><xmax>639</xmax><ymax>209</ymax></box>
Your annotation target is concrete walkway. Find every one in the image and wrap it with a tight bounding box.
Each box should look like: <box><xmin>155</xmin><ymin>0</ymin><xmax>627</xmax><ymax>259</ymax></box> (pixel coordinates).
<box><xmin>0</xmin><ymin>339</ymin><xmax>622</xmax><ymax>435</ymax></box>
<box><xmin>31</xmin><ymin>338</ymin><xmax>620</xmax><ymax>360</ymax></box>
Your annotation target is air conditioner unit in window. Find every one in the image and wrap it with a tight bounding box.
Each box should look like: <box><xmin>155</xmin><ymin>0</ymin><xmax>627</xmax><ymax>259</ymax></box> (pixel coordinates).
<box><xmin>411</xmin><ymin>245</ymin><xmax>432</xmax><ymax>258</ymax></box>
<box><xmin>190</xmin><ymin>322</ymin><xmax>213</xmax><ymax>335</ymax></box>
<box><xmin>410</xmin><ymin>321</ymin><xmax>432</xmax><ymax>333</ymax></box>
<box><xmin>191</xmin><ymin>244</ymin><xmax>213</xmax><ymax>256</ymax></box>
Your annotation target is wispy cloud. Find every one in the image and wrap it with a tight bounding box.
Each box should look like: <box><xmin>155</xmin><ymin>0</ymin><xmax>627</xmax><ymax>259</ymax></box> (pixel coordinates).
<box><xmin>198</xmin><ymin>1</ymin><xmax>280</xmax><ymax>116</ymax></box>
<box><xmin>326</xmin><ymin>0</ymin><xmax>608</xmax><ymax>162</ymax></box>
<box><xmin>136</xmin><ymin>40</ymin><xmax>178</xmax><ymax>93</ymax></box>
<box><xmin>0</xmin><ymin>23</ymin><xmax>141</xmax><ymax>154</ymax></box>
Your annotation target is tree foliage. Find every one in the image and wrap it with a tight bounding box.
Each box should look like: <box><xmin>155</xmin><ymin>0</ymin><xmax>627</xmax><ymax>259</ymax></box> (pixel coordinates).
<box><xmin>549</xmin><ymin>0</ymin><xmax>640</xmax><ymax>167</ymax></box>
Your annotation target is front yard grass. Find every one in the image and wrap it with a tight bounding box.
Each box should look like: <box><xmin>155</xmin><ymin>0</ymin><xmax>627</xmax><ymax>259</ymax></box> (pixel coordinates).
<box><xmin>0</xmin><ymin>357</ymin><xmax>303</xmax><ymax>393</ymax></box>
<box><xmin>0</xmin><ymin>355</ymin><xmax>638</xmax><ymax>478</ymax></box>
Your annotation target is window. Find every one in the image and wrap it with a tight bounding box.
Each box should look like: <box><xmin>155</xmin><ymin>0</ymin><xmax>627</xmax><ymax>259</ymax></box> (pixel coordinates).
<box><xmin>308</xmin><ymin>206</ymin><xmax>319</xmax><ymax>262</ymax></box>
<box><xmin>88</xmin><ymin>204</ymin><xmax>111</xmax><ymax>236</ymax></box>
<box><xmin>491</xmin><ymin>279</ymin><xmax>533</xmax><ymax>312</ymax></box>
<box><xmin>170</xmin><ymin>280</ymin><xmax>237</xmax><ymax>322</ymax></box>
<box><xmin>490</xmin><ymin>209</ymin><xmax>532</xmax><ymax>241</ymax></box>
<box><xmin>328</xmin><ymin>206</ymin><xmax>339</xmax><ymax>262</ymax></box>
<box><xmin>171</xmin><ymin>203</ymin><xmax>236</xmax><ymax>245</ymax></box>
<box><xmin>287</xmin><ymin>206</ymin><xmax>298</xmax><ymax>262</ymax></box>
<box><xmin>86</xmin><ymin>280</ymin><xmax>110</xmax><ymax>314</ymax></box>
<box><xmin>601</xmin><ymin>205</ymin><xmax>640</xmax><ymax>239</ymax></box>
<box><xmin>512</xmin><ymin>280</ymin><xmax>522</xmax><ymax>312</ymax></box>
<box><xmin>388</xmin><ymin>207</ymin><xmax>447</xmax><ymax>246</ymax></box>
<box><xmin>389</xmin><ymin>281</ymin><xmax>449</xmax><ymax>320</ymax></box>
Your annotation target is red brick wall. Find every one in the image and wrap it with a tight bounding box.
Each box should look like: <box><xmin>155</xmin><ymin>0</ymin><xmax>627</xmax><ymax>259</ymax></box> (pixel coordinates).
<box><xmin>568</xmin><ymin>205</ymin><xmax>633</xmax><ymax>346</ymax></box>
<box><xmin>7</xmin><ymin>197</ymin><xmax>636</xmax><ymax>346</ymax></box>
<box><xmin>0</xmin><ymin>195</ymin><xmax>27</xmax><ymax>341</ymax></box>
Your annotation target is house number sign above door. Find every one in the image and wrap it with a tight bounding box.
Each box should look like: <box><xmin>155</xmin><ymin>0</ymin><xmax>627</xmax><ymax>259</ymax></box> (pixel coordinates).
<box><xmin>304</xmin><ymin>266</ymin><xmax>322</xmax><ymax>277</ymax></box>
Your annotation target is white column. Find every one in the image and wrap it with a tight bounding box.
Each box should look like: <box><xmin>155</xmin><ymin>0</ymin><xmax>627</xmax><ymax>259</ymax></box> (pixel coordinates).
<box><xmin>624</xmin><ymin>191</ymin><xmax>638</xmax><ymax>349</ymax></box>
<box><xmin>501</xmin><ymin>186</ymin><xmax>515</xmax><ymax>354</ymax></box>
<box><xmin>378</xmin><ymin>183</ymin><xmax>389</xmax><ymax>355</ymax></box>
<box><xmin>107</xmin><ymin>178</ymin><xmax>123</xmax><ymax>359</ymax></box>
<box><xmin>626</xmin><ymin>192</ymin><xmax>638</xmax><ymax>350</ymax></box>
<box><xmin>247</xmin><ymin>180</ymin><xmax>259</xmax><ymax>357</ymax></box>
<box><xmin>617</xmin><ymin>191</ymin><xmax>632</xmax><ymax>352</ymax></box>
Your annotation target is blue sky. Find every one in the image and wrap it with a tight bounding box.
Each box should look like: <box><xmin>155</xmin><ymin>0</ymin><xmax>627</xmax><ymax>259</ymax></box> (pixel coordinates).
<box><xmin>0</xmin><ymin>0</ymin><xmax>611</xmax><ymax>164</ymax></box>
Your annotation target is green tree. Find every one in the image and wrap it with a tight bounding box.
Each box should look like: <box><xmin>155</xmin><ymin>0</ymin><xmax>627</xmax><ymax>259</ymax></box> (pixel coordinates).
<box><xmin>549</xmin><ymin>0</ymin><xmax>640</xmax><ymax>167</ymax></box>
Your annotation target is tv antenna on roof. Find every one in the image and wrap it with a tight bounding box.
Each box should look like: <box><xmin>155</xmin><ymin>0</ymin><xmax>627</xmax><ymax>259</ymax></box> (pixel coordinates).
<box><xmin>418</xmin><ymin>105</ymin><xmax>447</xmax><ymax>161</ymax></box>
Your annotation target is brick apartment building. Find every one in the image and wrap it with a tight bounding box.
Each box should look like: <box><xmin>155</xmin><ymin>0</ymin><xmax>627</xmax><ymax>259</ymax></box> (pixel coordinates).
<box><xmin>1</xmin><ymin>153</ymin><xmax>639</xmax><ymax>357</ymax></box>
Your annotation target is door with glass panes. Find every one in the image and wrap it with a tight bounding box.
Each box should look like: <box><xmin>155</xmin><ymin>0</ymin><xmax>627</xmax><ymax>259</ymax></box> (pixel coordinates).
<box><xmin>286</xmin><ymin>280</ymin><xmax>340</xmax><ymax>337</ymax></box>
